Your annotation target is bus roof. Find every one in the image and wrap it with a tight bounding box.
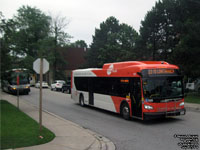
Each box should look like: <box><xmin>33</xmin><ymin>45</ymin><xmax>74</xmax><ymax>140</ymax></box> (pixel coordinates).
<box><xmin>5</xmin><ymin>68</ymin><xmax>28</xmax><ymax>73</ymax></box>
<box><xmin>102</xmin><ymin>61</ymin><xmax>174</xmax><ymax>69</ymax></box>
<box><xmin>73</xmin><ymin>61</ymin><xmax>179</xmax><ymax>77</ymax></box>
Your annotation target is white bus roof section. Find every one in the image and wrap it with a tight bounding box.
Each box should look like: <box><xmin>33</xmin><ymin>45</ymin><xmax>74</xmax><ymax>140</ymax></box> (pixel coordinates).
<box><xmin>73</xmin><ymin>68</ymin><xmax>100</xmax><ymax>77</ymax></box>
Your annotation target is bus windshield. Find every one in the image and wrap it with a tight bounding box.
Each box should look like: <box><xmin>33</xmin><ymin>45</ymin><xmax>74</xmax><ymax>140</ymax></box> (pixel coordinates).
<box><xmin>10</xmin><ymin>72</ymin><xmax>29</xmax><ymax>85</ymax></box>
<box><xmin>142</xmin><ymin>76</ymin><xmax>183</xmax><ymax>101</ymax></box>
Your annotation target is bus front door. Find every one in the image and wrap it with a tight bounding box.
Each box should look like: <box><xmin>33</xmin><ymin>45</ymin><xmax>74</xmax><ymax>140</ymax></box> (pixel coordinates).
<box><xmin>131</xmin><ymin>78</ymin><xmax>142</xmax><ymax>118</ymax></box>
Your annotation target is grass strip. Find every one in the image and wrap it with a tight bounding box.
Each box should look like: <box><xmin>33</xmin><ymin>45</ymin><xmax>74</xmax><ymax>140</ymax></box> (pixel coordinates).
<box><xmin>185</xmin><ymin>93</ymin><xmax>200</xmax><ymax>104</ymax></box>
<box><xmin>0</xmin><ymin>100</ymin><xmax>55</xmax><ymax>149</ymax></box>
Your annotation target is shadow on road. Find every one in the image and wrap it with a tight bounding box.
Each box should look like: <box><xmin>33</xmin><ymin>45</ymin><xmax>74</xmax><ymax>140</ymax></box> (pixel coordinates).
<box><xmin>76</xmin><ymin>104</ymin><xmax>184</xmax><ymax>125</ymax></box>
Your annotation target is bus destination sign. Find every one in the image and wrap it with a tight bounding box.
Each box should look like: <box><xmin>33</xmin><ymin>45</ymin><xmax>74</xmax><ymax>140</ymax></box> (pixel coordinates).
<box><xmin>148</xmin><ymin>69</ymin><xmax>175</xmax><ymax>75</ymax></box>
<box><xmin>141</xmin><ymin>68</ymin><xmax>179</xmax><ymax>77</ymax></box>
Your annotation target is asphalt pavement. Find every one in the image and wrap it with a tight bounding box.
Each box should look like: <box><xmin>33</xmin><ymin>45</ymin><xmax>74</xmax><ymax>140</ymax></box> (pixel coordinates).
<box><xmin>1</xmin><ymin>88</ymin><xmax>200</xmax><ymax>150</ymax></box>
<box><xmin>1</xmin><ymin>92</ymin><xmax>115</xmax><ymax>150</ymax></box>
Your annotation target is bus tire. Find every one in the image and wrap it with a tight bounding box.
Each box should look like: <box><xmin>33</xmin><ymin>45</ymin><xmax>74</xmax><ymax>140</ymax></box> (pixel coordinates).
<box><xmin>79</xmin><ymin>94</ymin><xmax>85</xmax><ymax>107</ymax></box>
<box><xmin>121</xmin><ymin>103</ymin><xmax>130</xmax><ymax>120</ymax></box>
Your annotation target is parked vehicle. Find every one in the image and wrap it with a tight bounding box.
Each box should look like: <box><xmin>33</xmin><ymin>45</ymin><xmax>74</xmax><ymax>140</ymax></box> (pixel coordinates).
<box><xmin>35</xmin><ymin>81</ymin><xmax>49</xmax><ymax>88</ymax></box>
<box><xmin>51</xmin><ymin>80</ymin><xmax>66</xmax><ymax>91</ymax></box>
<box><xmin>61</xmin><ymin>80</ymin><xmax>71</xmax><ymax>94</ymax></box>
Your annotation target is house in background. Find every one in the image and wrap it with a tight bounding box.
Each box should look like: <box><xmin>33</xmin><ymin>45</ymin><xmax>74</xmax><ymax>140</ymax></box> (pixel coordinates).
<box><xmin>58</xmin><ymin>47</ymin><xmax>87</xmax><ymax>77</ymax></box>
<box><xmin>34</xmin><ymin>47</ymin><xmax>87</xmax><ymax>85</ymax></box>
<box><xmin>46</xmin><ymin>47</ymin><xmax>87</xmax><ymax>84</ymax></box>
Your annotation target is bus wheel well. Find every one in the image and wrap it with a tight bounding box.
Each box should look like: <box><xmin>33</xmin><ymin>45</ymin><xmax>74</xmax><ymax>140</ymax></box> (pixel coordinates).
<box><xmin>120</xmin><ymin>101</ymin><xmax>129</xmax><ymax>114</ymax></box>
<box><xmin>120</xmin><ymin>101</ymin><xmax>130</xmax><ymax>120</ymax></box>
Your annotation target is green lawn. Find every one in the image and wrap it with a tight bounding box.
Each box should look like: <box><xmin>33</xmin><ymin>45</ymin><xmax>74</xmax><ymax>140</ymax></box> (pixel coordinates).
<box><xmin>0</xmin><ymin>100</ymin><xmax>55</xmax><ymax>149</ymax></box>
<box><xmin>185</xmin><ymin>93</ymin><xmax>200</xmax><ymax>104</ymax></box>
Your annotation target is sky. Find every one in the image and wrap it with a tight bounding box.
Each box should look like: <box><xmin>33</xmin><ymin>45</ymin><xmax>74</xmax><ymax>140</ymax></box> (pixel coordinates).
<box><xmin>1</xmin><ymin>0</ymin><xmax>158</xmax><ymax>45</ymax></box>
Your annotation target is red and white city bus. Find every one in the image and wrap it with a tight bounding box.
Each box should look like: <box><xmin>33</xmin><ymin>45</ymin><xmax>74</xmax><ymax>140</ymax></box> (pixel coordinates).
<box><xmin>71</xmin><ymin>61</ymin><xmax>186</xmax><ymax>120</ymax></box>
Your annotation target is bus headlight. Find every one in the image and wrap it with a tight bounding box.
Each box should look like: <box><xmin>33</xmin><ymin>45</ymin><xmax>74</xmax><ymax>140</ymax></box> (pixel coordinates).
<box><xmin>144</xmin><ymin>105</ymin><xmax>154</xmax><ymax>110</ymax></box>
<box><xmin>179</xmin><ymin>102</ymin><xmax>184</xmax><ymax>107</ymax></box>
<box><xmin>10</xmin><ymin>85</ymin><xmax>17</xmax><ymax>90</ymax></box>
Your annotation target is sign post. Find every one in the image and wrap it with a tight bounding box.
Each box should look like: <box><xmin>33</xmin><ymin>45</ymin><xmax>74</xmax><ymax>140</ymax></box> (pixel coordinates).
<box><xmin>33</xmin><ymin>58</ymin><xmax>49</xmax><ymax>132</ymax></box>
<box><xmin>17</xmin><ymin>74</ymin><xmax>19</xmax><ymax>109</ymax></box>
<box><xmin>39</xmin><ymin>58</ymin><xmax>43</xmax><ymax>131</ymax></box>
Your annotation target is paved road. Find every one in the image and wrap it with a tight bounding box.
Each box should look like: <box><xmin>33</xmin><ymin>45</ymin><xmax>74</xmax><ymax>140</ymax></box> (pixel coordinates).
<box><xmin>20</xmin><ymin>88</ymin><xmax>200</xmax><ymax>150</ymax></box>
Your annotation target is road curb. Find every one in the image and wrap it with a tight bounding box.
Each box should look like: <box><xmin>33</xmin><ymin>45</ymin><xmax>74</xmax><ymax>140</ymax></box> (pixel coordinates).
<box><xmin>43</xmin><ymin>109</ymin><xmax>116</xmax><ymax>150</ymax></box>
<box><xmin>21</xmin><ymin>99</ymin><xmax>116</xmax><ymax>150</ymax></box>
<box><xmin>86</xmin><ymin>130</ymin><xmax>116</xmax><ymax>150</ymax></box>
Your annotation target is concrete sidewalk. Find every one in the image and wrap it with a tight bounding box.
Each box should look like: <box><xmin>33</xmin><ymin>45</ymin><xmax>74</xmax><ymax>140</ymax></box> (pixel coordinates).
<box><xmin>1</xmin><ymin>92</ymin><xmax>115</xmax><ymax>150</ymax></box>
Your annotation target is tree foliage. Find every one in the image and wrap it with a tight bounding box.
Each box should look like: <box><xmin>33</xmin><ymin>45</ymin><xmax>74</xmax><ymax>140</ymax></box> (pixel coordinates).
<box><xmin>1</xmin><ymin>1</ymin><xmax>200</xmax><ymax>80</ymax></box>
<box><xmin>0</xmin><ymin>6</ymin><xmax>71</xmax><ymax>81</ymax></box>
<box><xmin>70</xmin><ymin>40</ymin><xmax>88</xmax><ymax>48</ymax></box>
<box><xmin>87</xmin><ymin>16</ymin><xmax>139</xmax><ymax>67</ymax></box>
<box><xmin>140</xmin><ymin>0</ymin><xmax>200</xmax><ymax>78</ymax></box>
<box><xmin>1</xmin><ymin>6</ymin><xmax>51</xmax><ymax>73</ymax></box>
<box><xmin>0</xmin><ymin>13</ymin><xmax>13</xmax><ymax>73</ymax></box>
<box><xmin>49</xmin><ymin>14</ymin><xmax>71</xmax><ymax>80</ymax></box>
<box><xmin>140</xmin><ymin>0</ymin><xmax>178</xmax><ymax>61</ymax></box>
<box><xmin>14</xmin><ymin>6</ymin><xmax>51</xmax><ymax>58</ymax></box>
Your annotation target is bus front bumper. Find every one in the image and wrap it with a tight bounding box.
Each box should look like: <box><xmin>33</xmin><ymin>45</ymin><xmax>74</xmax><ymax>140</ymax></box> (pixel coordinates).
<box><xmin>9</xmin><ymin>87</ymin><xmax>30</xmax><ymax>94</ymax></box>
<box><xmin>143</xmin><ymin>108</ymin><xmax>186</xmax><ymax>119</ymax></box>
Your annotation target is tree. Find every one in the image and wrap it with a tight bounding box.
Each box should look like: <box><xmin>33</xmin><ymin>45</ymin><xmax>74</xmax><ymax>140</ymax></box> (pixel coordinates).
<box><xmin>87</xmin><ymin>16</ymin><xmax>139</xmax><ymax>67</ymax></box>
<box><xmin>14</xmin><ymin>6</ymin><xmax>51</xmax><ymax>58</ymax></box>
<box><xmin>50</xmin><ymin>14</ymin><xmax>71</xmax><ymax>81</ymax></box>
<box><xmin>118</xmin><ymin>23</ymin><xmax>139</xmax><ymax>61</ymax></box>
<box><xmin>140</xmin><ymin>0</ymin><xmax>178</xmax><ymax>61</ymax></box>
<box><xmin>0</xmin><ymin>6</ymin><xmax>52</xmax><ymax>71</ymax></box>
<box><xmin>70</xmin><ymin>40</ymin><xmax>88</xmax><ymax>48</ymax></box>
<box><xmin>1</xmin><ymin>6</ymin><xmax>73</xmax><ymax>83</ymax></box>
<box><xmin>0</xmin><ymin>13</ymin><xmax>13</xmax><ymax>76</ymax></box>
<box><xmin>171</xmin><ymin>0</ymin><xmax>200</xmax><ymax>78</ymax></box>
<box><xmin>139</xmin><ymin>0</ymin><xmax>200</xmax><ymax>78</ymax></box>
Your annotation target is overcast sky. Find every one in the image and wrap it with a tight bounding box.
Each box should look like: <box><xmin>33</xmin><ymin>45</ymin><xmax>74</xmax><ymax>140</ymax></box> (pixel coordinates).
<box><xmin>1</xmin><ymin>0</ymin><xmax>158</xmax><ymax>45</ymax></box>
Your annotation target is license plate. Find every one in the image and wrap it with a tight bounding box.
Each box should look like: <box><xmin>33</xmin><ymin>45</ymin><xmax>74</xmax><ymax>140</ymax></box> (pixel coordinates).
<box><xmin>180</xmin><ymin>111</ymin><xmax>185</xmax><ymax>115</ymax></box>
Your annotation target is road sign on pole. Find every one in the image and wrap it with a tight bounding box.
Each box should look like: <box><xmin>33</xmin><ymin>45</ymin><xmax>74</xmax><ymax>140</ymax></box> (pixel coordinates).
<box><xmin>33</xmin><ymin>58</ymin><xmax>49</xmax><ymax>74</ymax></box>
<box><xmin>33</xmin><ymin>58</ymin><xmax>49</xmax><ymax>132</ymax></box>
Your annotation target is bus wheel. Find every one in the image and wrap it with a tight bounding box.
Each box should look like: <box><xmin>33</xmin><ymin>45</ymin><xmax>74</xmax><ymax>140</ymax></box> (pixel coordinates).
<box><xmin>121</xmin><ymin>103</ymin><xmax>130</xmax><ymax>120</ymax></box>
<box><xmin>79</xmin><ymin>94</ymin><xmax>85</xmax><ymax>107</ymax></box>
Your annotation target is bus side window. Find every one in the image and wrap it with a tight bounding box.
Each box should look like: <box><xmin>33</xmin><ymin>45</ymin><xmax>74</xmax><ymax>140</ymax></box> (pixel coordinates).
<box><xmin>111</xmin><ymin>78</ymin><xmax>130</xmax><ymax>98</ymax></box>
